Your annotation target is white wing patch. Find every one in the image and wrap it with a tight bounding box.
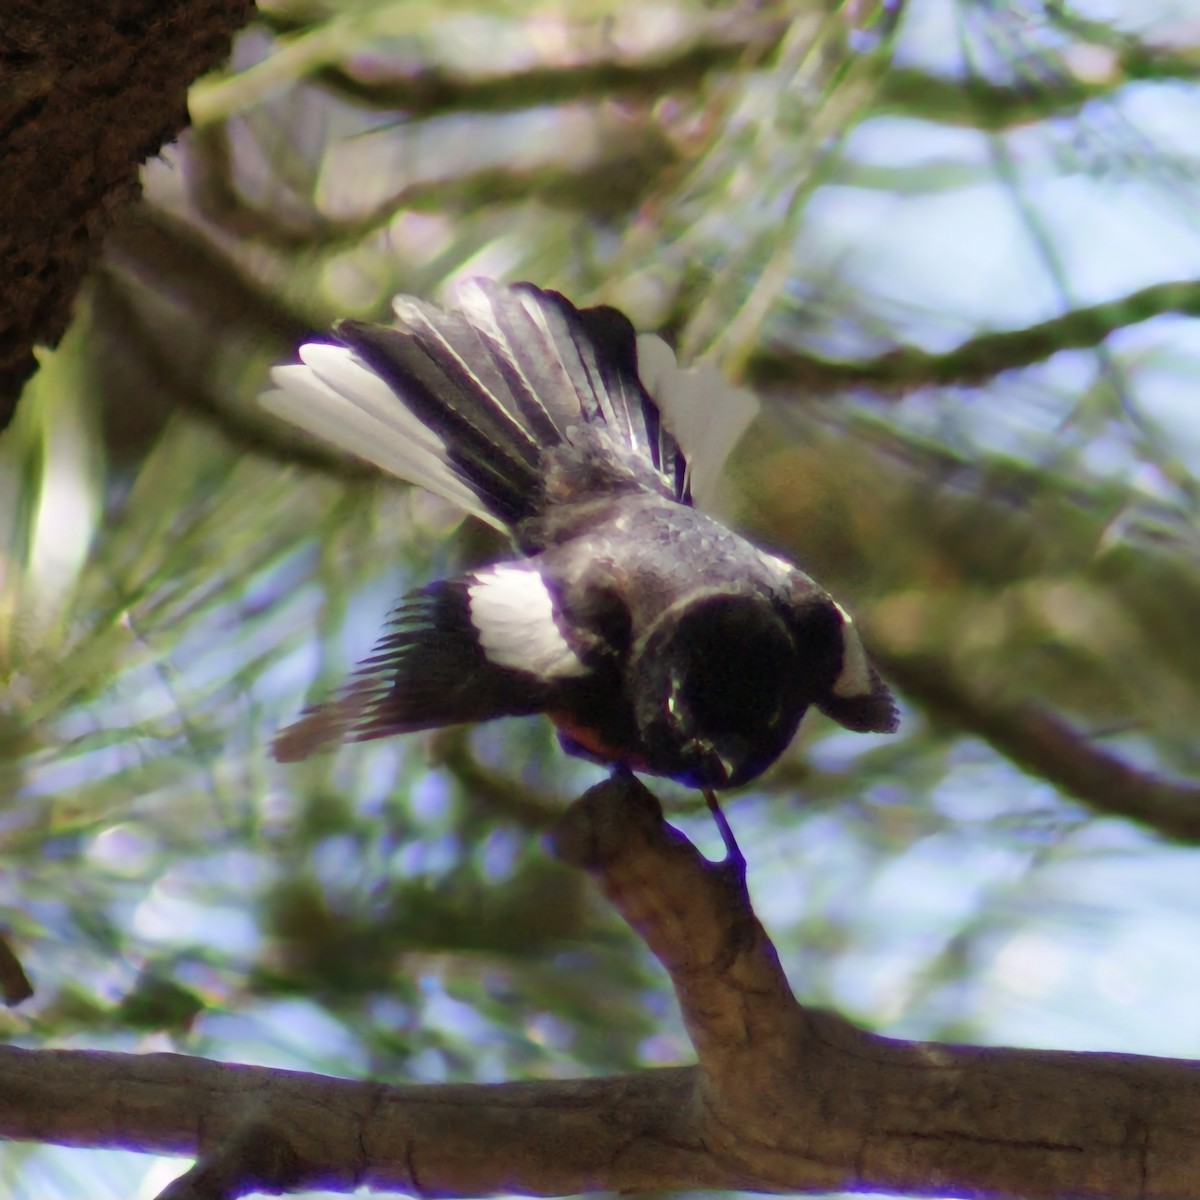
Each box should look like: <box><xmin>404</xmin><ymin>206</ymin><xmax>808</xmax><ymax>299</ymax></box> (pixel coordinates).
<box><xmin>261</xmin><ymin>344</ymin><xmax>505</xmax><ymax>531</ymax></box>
<box><xmin>831</xmin><ymin>601</ymin><xmax>873</xmax><ymax>699</ymax></box>
<box><xmin>636</xmin><ymin>335</ymin><xmax>759</xmax><ymax>508</ymax></box>
<box><xmin>467</xmin><ymin>565</ymin><xmax>588</xmax><ymax>678</ymax></box>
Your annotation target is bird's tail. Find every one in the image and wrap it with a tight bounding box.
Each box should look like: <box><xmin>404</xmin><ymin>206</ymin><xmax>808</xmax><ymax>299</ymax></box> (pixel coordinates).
<box><xmin>260</xmin><ymin>280</ymin><xmax>758</xmax><ymax>531</ymax></box>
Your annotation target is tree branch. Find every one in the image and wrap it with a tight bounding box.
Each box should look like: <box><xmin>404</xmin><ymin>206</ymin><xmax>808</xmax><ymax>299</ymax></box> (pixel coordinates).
<box><xmin>193</xmin><ymin>8</ymin><xmax>1199</xmax><ymax>135</ymax></box>
<box><xmin>751</xmin><ymin>278</ymin><xmax>1200</xmax><ymax>396</ymax></box>
<box><xmin>879</xmin><ymin>36</ymin><xmax>1200</xmax><ymax>130</ymax></box>
<box><xmin>2</xmin><ymin>777</ymin><xmax>1199</xmax><ymax>1197</ymax></box>
<box><xmin>311</xmin><ymin>21</ymin><xmax>783</xmax><ymax>119</ymax></box>
<box><xmin>886</xmin><ymin>656</ymin><xmax>1200</xmax><ymax>844</ymax></box>
<box><xmin>183</xmin><ymin>110</ymin><xmax>677</xmax><ymax>250</ymax></box>
<box><xmin>189</xmin><ymin>13</ymin><xmax>786</xmax><ymax>127</ymax></box>
<box><xmin>0</xmin><ymin>1045</ymin><xmax>711</xmax><ymax>1197</ymax></box>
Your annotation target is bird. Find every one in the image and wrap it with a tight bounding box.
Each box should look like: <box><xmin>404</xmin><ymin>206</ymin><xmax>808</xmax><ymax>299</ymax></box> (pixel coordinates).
<box><xmin>261</xmin><ymin>279</ymin><xmax>897</xmax><ymax>846</ymax></box>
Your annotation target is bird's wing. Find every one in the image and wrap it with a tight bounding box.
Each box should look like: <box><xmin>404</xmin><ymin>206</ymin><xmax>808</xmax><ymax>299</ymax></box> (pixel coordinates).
<box><xmin>272</xmin><ymin>567</ymin><xmax>590</xmax><ymax>762</ymax></box>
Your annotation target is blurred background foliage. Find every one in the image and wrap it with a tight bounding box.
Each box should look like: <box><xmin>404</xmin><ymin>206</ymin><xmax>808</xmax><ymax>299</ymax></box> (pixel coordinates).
<box><xmin>3</xmin><ymin>0</ymin><xmax>1200</xmax><ymax>1195</ymax></box>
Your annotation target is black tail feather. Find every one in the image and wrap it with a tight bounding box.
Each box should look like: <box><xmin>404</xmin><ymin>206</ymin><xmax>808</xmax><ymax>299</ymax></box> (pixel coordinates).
<box><xmin>339</xmin><ymin>282</ymin><xmax>689</xmax><ymax>528</ymax></box>
<box><xmin>336</xmin><ymin>318</ymin><xmax>542</xmax><ymax>528</ymax></box>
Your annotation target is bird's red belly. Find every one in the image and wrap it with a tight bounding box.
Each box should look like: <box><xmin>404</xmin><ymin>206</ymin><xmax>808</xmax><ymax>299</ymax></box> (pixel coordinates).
<box><xmin>548</xmin><ymin>711</ymin><xmax>650</xmax><ymax>773</ymax></box>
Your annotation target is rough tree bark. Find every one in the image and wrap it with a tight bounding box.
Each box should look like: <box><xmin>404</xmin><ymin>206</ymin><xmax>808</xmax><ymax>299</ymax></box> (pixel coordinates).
<box><xmin>0</xmin><ymin>0</ymin><xmax>257</xmax><ymax>429</ymax></box>
<box><xmin>1</xmin><ymin>776</ymin><xmax>1197</xmax><ymax>1199</ymax></box>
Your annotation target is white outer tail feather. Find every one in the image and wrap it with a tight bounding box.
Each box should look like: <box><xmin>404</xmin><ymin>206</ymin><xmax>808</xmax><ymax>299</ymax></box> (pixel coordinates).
<box><xmin>261</xmin><ymin>344</ymin><xmax>505</xmax><ymax>531</ymax></box>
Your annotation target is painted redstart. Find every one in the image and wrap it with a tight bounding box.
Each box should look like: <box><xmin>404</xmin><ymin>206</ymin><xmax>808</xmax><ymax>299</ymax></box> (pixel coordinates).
<box><xmin>262</xmin><ymin>280</ymin><xmax>897</xmax><ymax>813</ymax></box>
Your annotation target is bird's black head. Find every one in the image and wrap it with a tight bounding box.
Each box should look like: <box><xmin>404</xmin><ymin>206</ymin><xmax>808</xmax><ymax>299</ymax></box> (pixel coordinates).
<box><xmin>631</xmin><ymin>592</ymin><xmax>844</xmax><ymax>789</ymax></box>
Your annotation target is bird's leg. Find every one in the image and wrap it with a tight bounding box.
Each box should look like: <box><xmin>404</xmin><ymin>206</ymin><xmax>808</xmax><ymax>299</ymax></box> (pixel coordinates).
<box><xmin>703</xmin><ymin>788</ymin><xmax>745</xmax><ymax>872</ymax></box>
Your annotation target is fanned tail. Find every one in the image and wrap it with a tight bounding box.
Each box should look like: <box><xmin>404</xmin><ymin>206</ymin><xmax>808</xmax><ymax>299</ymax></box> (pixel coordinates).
<box><xmin>260</xmin><ymin>279</ymin><xmax>760</xmax><ymax>531</ymax></box>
